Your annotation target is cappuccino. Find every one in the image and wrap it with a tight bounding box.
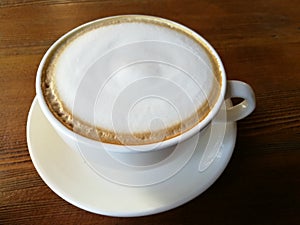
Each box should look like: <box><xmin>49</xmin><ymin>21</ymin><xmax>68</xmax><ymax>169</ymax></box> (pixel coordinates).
<box><xmin>41</xmin><ymin>16</ymin><xmax>222</xmax><ymax>145</ymax></box>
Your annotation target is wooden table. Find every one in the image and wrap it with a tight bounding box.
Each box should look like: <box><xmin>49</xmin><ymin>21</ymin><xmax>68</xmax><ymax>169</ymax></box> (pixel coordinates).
<box><xmin>1</xmin><ymin>0</ymin><xmax>299</xmax><ymax>224</ymax></box>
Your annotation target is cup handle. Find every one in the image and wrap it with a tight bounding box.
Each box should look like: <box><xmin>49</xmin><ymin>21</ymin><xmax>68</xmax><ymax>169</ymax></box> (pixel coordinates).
<box><xmin>225</xmin><ymin>80</ymin><xmax>256</xmax><ymax>121</ymax></box>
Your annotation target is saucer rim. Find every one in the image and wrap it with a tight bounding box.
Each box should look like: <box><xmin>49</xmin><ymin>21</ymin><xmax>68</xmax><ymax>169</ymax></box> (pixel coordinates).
<box><xmin>26</xmin><ymin>96</ymin><xmax>237</xmax><ymax>217</ymax></box>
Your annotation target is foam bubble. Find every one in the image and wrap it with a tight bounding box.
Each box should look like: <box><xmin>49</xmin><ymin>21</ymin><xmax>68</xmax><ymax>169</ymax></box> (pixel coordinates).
<box><xmin>42</xmin><ymin>18</ymin><xmax>221</xmax><ymax>145</ymax></box>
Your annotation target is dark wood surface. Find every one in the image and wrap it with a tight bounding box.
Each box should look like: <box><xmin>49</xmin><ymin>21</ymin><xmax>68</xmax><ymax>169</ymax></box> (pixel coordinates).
<box><xmin>1</xmin><ymin>0</ymin><xmax>299</xmax><ymax>224</ymax></box>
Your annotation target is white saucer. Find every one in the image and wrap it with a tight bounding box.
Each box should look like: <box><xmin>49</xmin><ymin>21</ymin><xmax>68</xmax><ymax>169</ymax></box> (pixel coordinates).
<box><xmin>27</xmin><ymin>97</ymin><xmax>236</xmax><ymax>217</ymax></box>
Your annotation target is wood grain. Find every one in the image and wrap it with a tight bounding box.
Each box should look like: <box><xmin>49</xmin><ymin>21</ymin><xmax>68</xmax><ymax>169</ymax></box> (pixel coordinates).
<box><xmin>1</xmin><ymin>0</ymin><xmax>299</xmax><ymax>224</ymax></box>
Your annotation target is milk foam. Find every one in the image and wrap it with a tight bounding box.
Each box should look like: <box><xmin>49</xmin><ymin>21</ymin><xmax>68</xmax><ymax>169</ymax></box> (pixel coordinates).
<box><xmin>43</xmin><ymin>18</ymin><xmax>221</xmax><ymax>145</ymax></box>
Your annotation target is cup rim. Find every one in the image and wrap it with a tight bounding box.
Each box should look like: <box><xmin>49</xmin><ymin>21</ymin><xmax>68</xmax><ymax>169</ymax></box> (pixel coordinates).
<box><xmin>36</xmin><ymin>14</ymin><xmax>226</xmax><ymax>152</ymax></box>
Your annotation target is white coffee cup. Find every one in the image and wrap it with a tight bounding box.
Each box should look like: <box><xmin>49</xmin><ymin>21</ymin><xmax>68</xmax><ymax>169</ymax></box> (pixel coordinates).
<box><xmin>36</xmin><ymin>15</ymin><xmax>255</xmax><ymax>167</ymax></box>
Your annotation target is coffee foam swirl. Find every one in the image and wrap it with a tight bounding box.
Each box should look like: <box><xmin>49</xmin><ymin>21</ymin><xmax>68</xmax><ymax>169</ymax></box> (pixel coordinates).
<box><xmin>41</xmin><ymin>16</ymin><xmax>222</xmax><ymax>145</ymax></box>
